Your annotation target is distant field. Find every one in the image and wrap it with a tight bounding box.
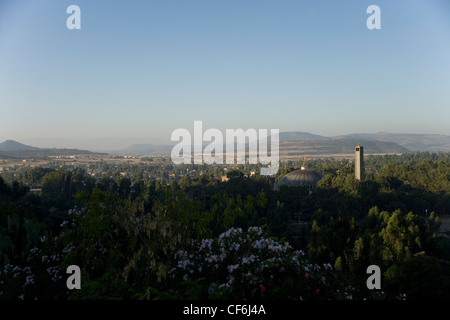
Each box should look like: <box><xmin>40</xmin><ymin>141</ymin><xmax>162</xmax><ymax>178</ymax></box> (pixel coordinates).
<box><xmin>0</xmin><ymin>155</ymin><xmax>149</xmax><ymax>171</ymax></box>
<box><xmin>278</xmin><ymin>153</ymin><xmax>403</xmax><ymax>161</ymax></box>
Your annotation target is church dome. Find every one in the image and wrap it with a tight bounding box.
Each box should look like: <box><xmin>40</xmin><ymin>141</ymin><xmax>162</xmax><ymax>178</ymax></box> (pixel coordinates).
<box><xmin>276</xmin><ymin>168</ymin><xmax>323</xmax><ymax>190</ymax></box>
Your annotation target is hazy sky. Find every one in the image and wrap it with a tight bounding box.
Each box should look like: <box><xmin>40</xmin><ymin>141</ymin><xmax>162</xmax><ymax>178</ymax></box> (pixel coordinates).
<box><xmin>1</xmin><ymin>0</ymin><xmax>450</xmax><ymax>150</ymax></box>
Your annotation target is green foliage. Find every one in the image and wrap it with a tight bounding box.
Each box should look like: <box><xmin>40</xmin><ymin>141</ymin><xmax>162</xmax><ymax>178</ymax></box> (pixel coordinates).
<box><xmin>380</xmin><ymin>211</ymin><xmax>420</xmax><ymax>264</ymax></box>
<box><xmin>168</xmin><ymin>227</ymin><xmax>353</xmax><ymax>300</ymax></box>
<box><xmin>0</xmin><ymin>213</ymin><xmax>47</xmax><ymax>267</ymax></box>
<box><xmin>19</xmin><ymin>167</ymin><xmax>54</xmax><ymax>187</ymax></box>
<box><xmin>0</xmin><ymin>152</ymin><xmax>449</xmax><ymax>300</ymax></box>
<box><xmin>41</xmin><ymin>168</ymin><xmax>72</xmax><ymax>206</ymax></box>
<box><xmin>308</xmin><ymin>214</ymin><xmax>359</xmax><ymax>273</ymax></box>
<box><xmin>383</xmin><ymin>255</ymin><xmax>450</xmax><ymax>299</ymax></box>
<box><xmin>122</xmin><ymin>189</ymin><xmax>213</xmax><ymax>287</ymax></box>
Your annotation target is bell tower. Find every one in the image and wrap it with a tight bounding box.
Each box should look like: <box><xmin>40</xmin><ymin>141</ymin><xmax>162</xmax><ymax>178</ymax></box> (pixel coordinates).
<box><xmin>355</xmin><ymin>145</ymin><xmax>364</xmax><ymax>181</ymax></box>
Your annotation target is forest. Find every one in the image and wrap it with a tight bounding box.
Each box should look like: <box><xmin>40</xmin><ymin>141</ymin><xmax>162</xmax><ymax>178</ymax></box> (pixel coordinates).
<box><xmin>0</xmin><ymin>152</ymin><xmax>449</xmax><ymax>300</ymax></box>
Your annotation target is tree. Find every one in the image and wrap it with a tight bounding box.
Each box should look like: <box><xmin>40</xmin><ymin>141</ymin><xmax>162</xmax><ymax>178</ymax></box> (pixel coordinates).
<box><xmin>118</xmin><ymin>177</ymin><xmax>131</xmax><ymax>199</ymax></box>
<box><xmin>380</xmin><ymin>210</ymin><xmax>420</xmax><ymax>265</ymax></box>
<box><xmin>41</xmin><ymin>168</ymin><xmax>72</xmax><ymax>207</ymax></box>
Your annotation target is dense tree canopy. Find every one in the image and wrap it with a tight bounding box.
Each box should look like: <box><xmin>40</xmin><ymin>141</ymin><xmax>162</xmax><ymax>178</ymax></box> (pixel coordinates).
<box><xmin>0</xmin><ymin>152</ymin><xmax>449</xmax><ymax>300</ymax></box>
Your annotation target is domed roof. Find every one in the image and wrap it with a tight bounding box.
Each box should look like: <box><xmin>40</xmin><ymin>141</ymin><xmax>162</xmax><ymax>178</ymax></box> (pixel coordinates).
<box><xmin>276</xmin><ymin>168</ymin><xmax>323</xmax><ymax>189</ymax></box>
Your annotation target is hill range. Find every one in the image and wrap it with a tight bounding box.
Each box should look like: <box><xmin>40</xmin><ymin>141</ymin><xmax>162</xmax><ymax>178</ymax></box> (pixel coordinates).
<box><xmin>1</xmin><ymin>132</ymin><xmax>449</xmax><ymax>158</ymax></box>
<box><xmin>276</xmin><ymin>132</ymin><xmax>450</xmax><ymax>158</ymax></box>
<box><xmin>109</xmin><ymin>132</ymin><xmax>450</xmax><ymax>156</ymax></box>
<box><xmin>279</xmin><ymin>132</ymin><xmax>450</xmax><ymax>152</ymax></box>
<box><xmin>278</xmin><ymin>139</ymin><xmax>410</xmax><ymax>158</ymax></box>
<box><xmin>0</xmin><ymin>140</ymin><xmax>107</xmax><ymax>159</ymax></box>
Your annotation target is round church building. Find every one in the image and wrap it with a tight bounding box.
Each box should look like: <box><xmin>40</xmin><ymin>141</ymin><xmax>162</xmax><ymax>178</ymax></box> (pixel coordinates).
<box><xmin>275</xmin><ymin>167</ymin><xmax>323</xmax><ymax>193</ymax></box>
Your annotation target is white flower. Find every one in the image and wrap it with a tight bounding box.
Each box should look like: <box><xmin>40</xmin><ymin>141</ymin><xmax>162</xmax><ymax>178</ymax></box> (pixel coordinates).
<box><xmin>227</xmin><ymin>264</ymin><xmax>239</xmax><ymax>273</ymax></box>
<box><xmin>248</xmin><ymin>226</ymin><xmax>263</xmax><ymax>235</ymax></box>
<box><xmin>24</xmin><ymin>274</ymin><xmax>35</xmax><ymax>287</ymax></box>
<box><xmin>206</xmin><ymin>255</ymin><xmax>218</xmax><ymax>263</ymax></box>
<box><xmin>241</xmin><ymin>254</ymin><xmax>257</xmax><ymax>265</ymax></box>
<box><xmin>199</xmin><ymin>239</ymin><xmax>213</xmax><ymax>251</ymax></box>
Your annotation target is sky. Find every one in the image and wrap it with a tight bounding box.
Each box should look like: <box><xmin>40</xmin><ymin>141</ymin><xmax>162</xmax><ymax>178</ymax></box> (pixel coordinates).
<box><xmin>1</xmin><ymin>0</ymin><xmax>450</xmax><ymax>151</ymax></box>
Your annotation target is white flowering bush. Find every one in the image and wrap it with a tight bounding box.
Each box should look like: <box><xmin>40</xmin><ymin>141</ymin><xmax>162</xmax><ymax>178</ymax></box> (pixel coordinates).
<box><xmin>169</xmin><ymin>226</ymin><xmax>350</xmax><ymax>300</ymax></box>
<box><xmin>0</xmin><ymin>234</ymin><xmax>68</xmax><ymax>300</ymax></box>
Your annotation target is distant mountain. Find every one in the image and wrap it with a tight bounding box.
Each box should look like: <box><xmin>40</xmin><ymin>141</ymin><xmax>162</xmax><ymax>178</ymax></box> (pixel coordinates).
<box><xmin>0</xmin><ymin>140</ymin><xmax>38</xmax><ymax>151</ymax></box>
<box><xmin>112</xmin><ymin>138</ymin><xmax>409</xmax><ymax>157</ymax></box>
<box><xmin>334</xmin><ymin>132</ymin><xmax>450</xmax><ymax>152</ymax></box>
<box><xmin>279</xmin><ymin>139</ymin><xmax>410</xmax><ymax>157</ymax></box>
<box><xmin>0</xmin><ymin>140</ymin><xmax>107</xmax><ymax>158</ymax></box>
<box><xmin>4</xmin><ymin>131</ymin><xmax>448</xmax><ymax>158</ymax></box>
<box><xmin>279</xmin><ymin>132</ymin><xmax>328</xmax><ymax>141</ymax></box>
<box><xmin>279</xmin><ymin>132</ymin><xmax>450</xmax><ymax>152</ymax></box>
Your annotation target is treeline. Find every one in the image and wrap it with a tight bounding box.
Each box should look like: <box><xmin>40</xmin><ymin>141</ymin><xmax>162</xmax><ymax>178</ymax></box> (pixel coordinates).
<box><xmin>0</xmin><ymin>152</ymin><xmax>449</xmax><ymax>300</ymax></box>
